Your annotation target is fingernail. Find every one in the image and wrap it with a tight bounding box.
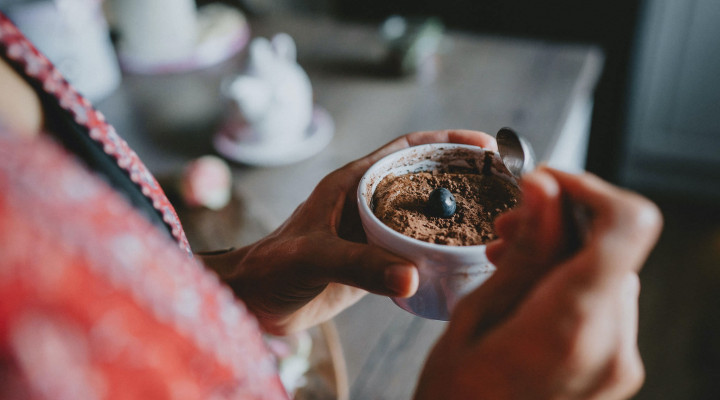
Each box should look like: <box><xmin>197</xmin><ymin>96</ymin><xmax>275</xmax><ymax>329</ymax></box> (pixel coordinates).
<box><xmin>384</xmin><ymin>264</ymin><xmax>417</xmax><ymax>297</ymax></box>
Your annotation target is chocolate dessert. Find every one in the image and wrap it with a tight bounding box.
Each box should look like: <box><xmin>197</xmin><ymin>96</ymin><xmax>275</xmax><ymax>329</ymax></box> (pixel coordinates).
<box><xmin>372</xmin><ymin>170</ymin><xmax>520</xmax><ymax>246</ymax></box>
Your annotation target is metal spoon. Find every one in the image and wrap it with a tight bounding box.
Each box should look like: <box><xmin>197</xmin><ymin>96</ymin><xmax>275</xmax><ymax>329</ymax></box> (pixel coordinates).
<box><xmin>496</xmin><ymin>127</ymin><xmax>535</xmax><ymax>179</ymax></box>
<box><xmin>495</xmin><ymin>127</ymin><xmax>589</xmax><ymax>254</ymax></box>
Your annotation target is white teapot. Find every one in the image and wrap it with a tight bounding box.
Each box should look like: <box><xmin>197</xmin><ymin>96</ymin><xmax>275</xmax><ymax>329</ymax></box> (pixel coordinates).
<box><xmin>225</xmin><ymin>33</ymin><xmax>313</xmax><ymax>144</ymax></box>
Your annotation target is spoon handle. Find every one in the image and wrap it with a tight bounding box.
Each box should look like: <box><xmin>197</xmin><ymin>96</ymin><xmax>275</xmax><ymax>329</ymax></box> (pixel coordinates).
<box><xmin>496</xmin><ymin>127</ymin><xmax>589</xmax><ymax>254</ymax></box>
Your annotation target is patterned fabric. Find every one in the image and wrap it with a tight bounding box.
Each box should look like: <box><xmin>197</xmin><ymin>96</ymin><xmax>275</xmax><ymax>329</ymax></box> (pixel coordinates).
<box><xmin>0</xmin><ymin>134</ymin><xmax>287</xmax><ymax>399</ymax></box>
<box><xmin>0</xmin><ymin>12</ymin><xmax>288</xmax><ymax>400</ymax></box>
<box><xmin>0</xmin><ymin>12</ymin><xmax>191</xmax><ymax>255</ymax></box>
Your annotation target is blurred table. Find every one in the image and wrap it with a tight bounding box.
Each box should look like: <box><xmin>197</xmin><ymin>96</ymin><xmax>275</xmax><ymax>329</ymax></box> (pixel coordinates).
<box><xmin>97</xmin><ymin>14</ymin><xmax>602</xmax><ymax>400</ymax></box>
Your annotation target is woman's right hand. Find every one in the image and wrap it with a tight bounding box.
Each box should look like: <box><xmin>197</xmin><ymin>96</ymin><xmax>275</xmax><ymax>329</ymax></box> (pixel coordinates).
<box><xmin>415</xmin><ymin>168</ymin><xmax>663</xmax><ymax>399</ymax></box>
<box><xmin>203</xmin><ymin>130</ymin><xmax>498</xmax><ymax>336</ymax></box>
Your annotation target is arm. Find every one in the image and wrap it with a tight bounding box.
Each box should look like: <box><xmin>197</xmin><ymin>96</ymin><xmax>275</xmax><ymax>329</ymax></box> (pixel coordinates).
<box><xmin>200</xmin><ymin>129</ymin><xmax>498</xmax><ymax>335</ymax></box>
<box><xmin>414</xmin><ymin>168</ymin><xmax>663</xmax><ymax>399</ymax></box>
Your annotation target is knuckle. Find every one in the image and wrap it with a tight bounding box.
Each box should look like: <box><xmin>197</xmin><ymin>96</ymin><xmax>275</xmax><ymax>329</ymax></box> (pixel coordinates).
<box><xmin>606</xmin><ymin>352</ymin><xmax>646</xmax><ymax>395</ymax></box>
<box><xmin>317</xmin><ymin>169</ymin><xmax>344</xmax><ymax>189</ymax></box>
<box><xmin>346</xmin><ymin>244</ymin><xmax>368</xmax><ymax>266</ymax></box>
<box><xmin>289</xmin><ymin>235</ymin><xmax>314</xmax><ymax>260</ymax></box>
<box><xmin>617</xmin><ymin>193</ymin><xmax>661</xmax><ymax>228</ymax></box>
<box><xmin>344</xmin><ymin>158</ymin><xmax>367</xmax><ymax>174</ymax></box>
<box><xmin>620</xmin><ymin>197</ymin><xmax>663</xmax><ymax>247</ymax></box>
<box><xmin>553</xmin><ymin>315</ymin><xmax>592</xmax><ymax>370</ymax></box>
<box><xmin>627</xmin><ymin>196</ymin><xmax>663</xmax><ymax>236</ymax></box>
<box><xmin>322</xmin><ymin>158</ymin><xmax>366</xmax><ymax>184</ymax></box>
<box><xmin>577</xmin><ymin>170</ymin><xmax>604</xmax><ymax>184</ymax></box>
<box><xmin>599</xmin><ymin>190</ymin><xmax>663</xmax><ymax>245</ymax></box>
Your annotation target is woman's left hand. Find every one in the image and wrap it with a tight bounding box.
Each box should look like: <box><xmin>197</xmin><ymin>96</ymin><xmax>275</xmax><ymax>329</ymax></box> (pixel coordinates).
<box><xmin>200</xmin><ymin>130</ymin><xmax>497</xmax><ymax>335</ymax></box>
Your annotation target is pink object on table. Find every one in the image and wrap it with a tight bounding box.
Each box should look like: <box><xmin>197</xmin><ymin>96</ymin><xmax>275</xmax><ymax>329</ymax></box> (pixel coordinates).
<box><xmin>180</xmin><ymin>155</ymin><xmax>233</xmax><ymax>210</ymax></box>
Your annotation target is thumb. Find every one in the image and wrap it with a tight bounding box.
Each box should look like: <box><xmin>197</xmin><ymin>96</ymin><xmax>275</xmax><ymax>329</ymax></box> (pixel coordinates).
<box><xmin>308</xmin><ymin>236</ymin><xmax>419</xmax><ymax>297</ymax></box>
<box><xmin>487</xmin><ymin>169</ymin><xmax>565</xmax><ymax>270</ymax></box>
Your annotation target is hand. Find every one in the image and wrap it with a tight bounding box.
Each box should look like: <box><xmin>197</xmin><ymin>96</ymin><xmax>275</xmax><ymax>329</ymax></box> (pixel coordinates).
<box><xmin>201</xmin><ymin>130</ymin><xmax>497</xmax><ymax>335</ymax></box>
<box><xmin>415</xmin><ymin>168</ymin><xmax>663</xmax><ymax>399</ymax></box>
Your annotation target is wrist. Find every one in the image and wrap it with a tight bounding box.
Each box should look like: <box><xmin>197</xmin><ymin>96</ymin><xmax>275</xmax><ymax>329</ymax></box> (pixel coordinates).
<box><xmin>197</xmin><ymin>245</ymin><xmax>250</xmax><ymax>281</ymax></box>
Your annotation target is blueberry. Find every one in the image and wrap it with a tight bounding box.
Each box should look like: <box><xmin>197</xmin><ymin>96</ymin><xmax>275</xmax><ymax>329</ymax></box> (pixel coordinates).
<box><xmin>427</xmin><ymin>187</ymin><xmax>456</xmax><ymax>218</ymax></box>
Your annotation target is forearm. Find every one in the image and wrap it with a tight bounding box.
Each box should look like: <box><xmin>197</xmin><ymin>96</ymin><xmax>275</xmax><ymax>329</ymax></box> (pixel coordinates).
<box><xmin>196</xmin><ymin>239</ymin><xmax>324</xmax><ymax>335</ymax></box>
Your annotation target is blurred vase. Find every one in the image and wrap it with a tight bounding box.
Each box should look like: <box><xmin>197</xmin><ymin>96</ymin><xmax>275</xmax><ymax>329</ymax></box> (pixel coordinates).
<box><xmin>3</xmin><ymin>0</ymin><xmax>122</xmax><ymax>102</ymax></box>
<box><xmin>105</xmin><ymin>0</ymin><xmax>198</xmax><ymax>71</ymax></box>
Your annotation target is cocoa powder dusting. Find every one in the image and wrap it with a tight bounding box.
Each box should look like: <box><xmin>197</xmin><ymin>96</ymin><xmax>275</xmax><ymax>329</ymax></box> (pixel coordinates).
<box><xmin>372</xmin><ymin>171</ymin><xmax>520</xmax><ymax>246</ymax></box>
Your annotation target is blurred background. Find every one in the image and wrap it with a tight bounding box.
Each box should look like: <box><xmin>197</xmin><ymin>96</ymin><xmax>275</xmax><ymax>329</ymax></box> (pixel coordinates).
<box><xmin>2</xmin><ymin>0</ymin><xmax>719</xmax><ymax>398</ymax></box>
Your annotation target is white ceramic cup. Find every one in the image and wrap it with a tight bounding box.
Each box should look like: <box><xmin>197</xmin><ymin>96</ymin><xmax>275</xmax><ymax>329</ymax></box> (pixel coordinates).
<box><xmin>106</xmin><ymin>0</ymin><xmax>198</xmax><ymax>67</ymax></box>
<box><xmin>357</xmin><ymin>143</ymin><xmax>519</xmax><ymax>320</ymax></box>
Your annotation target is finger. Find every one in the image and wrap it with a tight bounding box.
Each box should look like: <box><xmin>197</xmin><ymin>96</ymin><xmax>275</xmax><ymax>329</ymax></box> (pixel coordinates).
<box><xmin>404</xmin><ymin>129</ymin><xmax>498</xmax><ymax>150</ymax></box>
<box><xmin>616</xmin><ymin>272</ymin><xmax>640</xmax><ymax>353</ymax></box>
<box><xmin>606</xmin><ymin>273</ymin><xmax>645</xmax><ymax>399</ymax></box>
<box><xmin>370</xmin><ymin>129</ymin><xmax>498</xmax><ymax>164</ymax></box>
<box><xmin>340</xmin><ymin>130</ymin><xmax>497</xmax><ymax>183</ymax></box>
<box><xmin>450</xmin><ymin>170</ymin><xmax>565</xmax><ymax>341</ymax></box>
<box><xmin>606</xmin><ymin>273</ymin><xmax>642</xmax><ymax>392</ymax></box>
<box><xmin>486</xmin><ymin>170</ymin><xmax>564</xmax><ymax>270</ymax></box>
<box><xmin>307</xmin><ymin>130</ymin><xmax>498</xmax><ymax>226</ymax></box>
<box><xmin>490</xmin><ymin>205</ymin><xmax>523</xmax><ymax>243</ymax></box>
<box><xmin>487</xmin><ymin>168</ymin><xmax>660</xmax><ymax>316</ymax></box>
<box><xmin>541</xmin><ymin>168</ymin><xmax>663</xmax><ymax>272</ymax></box>
<box><xmin>299</xmin><ymin>234</ymin><xmax>419</xmax><ymax>297</ymax></box>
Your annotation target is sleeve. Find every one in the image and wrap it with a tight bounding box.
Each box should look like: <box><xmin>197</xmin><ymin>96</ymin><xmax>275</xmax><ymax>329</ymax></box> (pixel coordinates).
<box><xmin>0</xmin><ymin>133</ymin><xmax>289</xmax><ymax>400</ymax></box>
<box><xmin>0</xmin><ymin>11</ymin><xmax>192</xmax><ymax>255</ymax></box>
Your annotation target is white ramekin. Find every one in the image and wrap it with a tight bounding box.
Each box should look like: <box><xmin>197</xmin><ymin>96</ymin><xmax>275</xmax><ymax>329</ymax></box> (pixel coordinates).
<box><xmin>357</xmin><ymin>143</ymin><xmax>519</xmax><ymax>320</ymax></box>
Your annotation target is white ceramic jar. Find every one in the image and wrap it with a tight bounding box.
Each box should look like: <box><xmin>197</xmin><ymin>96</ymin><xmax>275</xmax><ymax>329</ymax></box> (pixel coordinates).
<box><xmin>357</xmin><ymin>143</ymin><xmax>519</xmax><ymax>320</ymax></box>
<box><xmin>105</xmin><ymin>0</ymin><xmax>198</xmax><ymax>69</ymax></box>
<box><xmin>5</xmin><ymin>0</ymin><xmax>121</xmax><ymax>102</ymax></box>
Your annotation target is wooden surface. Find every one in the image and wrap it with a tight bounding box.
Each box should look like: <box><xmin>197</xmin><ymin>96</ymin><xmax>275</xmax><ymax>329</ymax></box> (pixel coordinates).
<box><xmin>97</xmin><ymin>14</ymin><xmax>602</xmax><ymax>399</ymax></box>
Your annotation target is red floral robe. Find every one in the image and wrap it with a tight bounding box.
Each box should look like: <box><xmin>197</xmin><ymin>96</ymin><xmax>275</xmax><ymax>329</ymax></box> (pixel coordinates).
<box><xmin>0</xmin><ymin>12</ymin><xmax>287</xmax><ymax>400</ymax></box>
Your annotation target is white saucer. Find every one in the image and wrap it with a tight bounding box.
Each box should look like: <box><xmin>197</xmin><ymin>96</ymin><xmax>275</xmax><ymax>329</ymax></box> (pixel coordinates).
<box><xmin>213</xmin><ymin>106</ymin><xmax>334</xmax><ymax>167</ymax></box>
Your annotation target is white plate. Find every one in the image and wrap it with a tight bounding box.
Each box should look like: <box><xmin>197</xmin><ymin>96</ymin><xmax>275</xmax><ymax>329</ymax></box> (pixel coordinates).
<box><xmin>213</xmin><ymin>106</ymin><xmax>334</xmax><ymax>167</ymax></box>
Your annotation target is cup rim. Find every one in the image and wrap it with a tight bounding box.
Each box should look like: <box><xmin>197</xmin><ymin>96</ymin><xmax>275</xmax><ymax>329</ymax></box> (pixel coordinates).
<box><xmin>357</xmin><ymin>143</ymin><xmax>511</xmax><ymax>255</ymax></box>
